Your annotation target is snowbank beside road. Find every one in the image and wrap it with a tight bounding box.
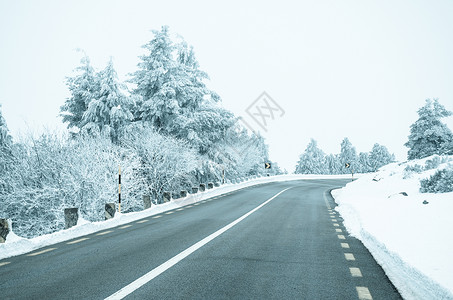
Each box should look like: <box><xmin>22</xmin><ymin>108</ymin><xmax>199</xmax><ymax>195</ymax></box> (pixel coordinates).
<box><xmin>0</xmin><ymin>174</ymin><xmax>351</xmax><ymax>260</ymax></box>
<box><xmin>332</xmin><ymin>156</ymin><xmax>453</xmax><ymax>299</ymax></box>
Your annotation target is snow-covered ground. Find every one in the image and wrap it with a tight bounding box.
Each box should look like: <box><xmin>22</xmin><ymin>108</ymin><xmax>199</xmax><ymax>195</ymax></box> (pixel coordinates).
<box><xmin>0</xmin><ymin>174</ymin><xmax>351</xmax><ymax>261</ymax></box>
<box><xmin>332</xmin><ymin>155</ymin><xmax>453</xmax><ymax>300</ymax></box>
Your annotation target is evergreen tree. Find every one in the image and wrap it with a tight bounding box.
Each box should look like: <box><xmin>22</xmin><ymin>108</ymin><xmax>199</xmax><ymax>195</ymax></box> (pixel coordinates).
<box><xmin>357</xmin><ymin>152</ymin><xmax>371</xmax><ymax>173</ymax></box>
<box><xmin>0</xmin><ymin>104</ymin><xmax>12</xmax><ymax>148</ymax></box>
<box><xmin>369</xmin><ymin>143</ymin><xmax>394</xmax><ymax>171</ymax></box>
<box><xmin>325</xmin><ymin>154</ymin><xmax>341</xmax><ymax>174</ymax></box>
<box><xmin>129</xmin><ymin>26</ymin><xmax>178</xmax><ymax>128</ymax></box>
<box><xmin>295</xmin><ymin>139</ymin><xmax>326</xmax><ymax>174</ymax></box>
<box><xmin>340</xmin><ymin>137</ymin><xmax>357</xmax><ymax>173</ymax></box>
<box><xmin>60</xmin><ymin>54</ymin><xmax>98</xmax><ymax>130</ymax></box>
<box><xmin>81</xmin><ymin>58</ymin><xmax>133</xmax><ymax>142</ymax></box>
<box><xmin>405</xmin><ymin>99</ymin><xmax>453</xmax><ymax>159</ymax></box>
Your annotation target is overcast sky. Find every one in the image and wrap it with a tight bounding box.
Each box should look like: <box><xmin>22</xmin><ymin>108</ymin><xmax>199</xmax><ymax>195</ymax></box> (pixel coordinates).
<box><xmin>1</xmin><ymin>0</ymin><xmax>453</xmax><ymax>171</ymax></box>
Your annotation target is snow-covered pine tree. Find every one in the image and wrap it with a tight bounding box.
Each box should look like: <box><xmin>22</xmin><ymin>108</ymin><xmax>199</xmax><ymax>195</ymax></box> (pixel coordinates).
<box><xmin>357</xmin><ymin>152</ymin><xmax>371</xmax><ymax>173</ymax></box>
<box><xmin>324</xmin><ymin>153</ymin><xmax>341</xmax><ymax>174</ymax></box>
<box><xmin>405</xmin><ymin>99</ymin><xmax>453</xmax><ymax>160</ymax></box>
<box><xmin>0</xmin><ymin>104</ymin><xmax>12</xmax><ymax>148</ymax></box>
<box><xmin>369</xmin><ymin>143</ymin><xmax>394</xmax><ymax>171</ymax></box>
<box><xmin>129</xmin><ymin>26</ymin><xmax>179</xmax><ymax>129</ymax></box>
<box><xmin>340</xmin><ymin>137</ymin><xmax>357</xmax><ymax>173</ymax></box>
<box><xmin>295</xmin><ymin>139</ymin><xmax>326</xmax><ymax>174</ymax></box>
<box><xmin>60</xmin><ymin>54</ymin><xmax>98</xmax><ymax>131</ymax></box>
<box><xmin>81</xmin><ymin>58</ymin><xmax>133</xmax><ymax>142</ymax></box>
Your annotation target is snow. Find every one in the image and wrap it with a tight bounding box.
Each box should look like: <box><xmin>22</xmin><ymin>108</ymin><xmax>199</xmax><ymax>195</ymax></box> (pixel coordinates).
<box><xmin>332</xmin><ymin>155</ymin><xmax>453</xmax><ymax>299</ymax></box>
<box><xmin>0</xmin><ymin>174</ymin><xmax>351</xmax><ymax>260</ymax></box>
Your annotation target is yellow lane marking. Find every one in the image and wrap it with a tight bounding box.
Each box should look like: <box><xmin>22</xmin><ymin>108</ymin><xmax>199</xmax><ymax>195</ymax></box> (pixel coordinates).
<box><xmin>356</xmin><ymin>287</ymin><xmax>373</xmax><ymax>300</ymax></box>
<box><xmin>0</xmin><ymin>262</ymin><xmax>11</xmax><ymax>267</ymax></box>
<box><xmin>165</xmin><ymin>211</ymin><xmax>174</xmax><ymax>215</ymax></box>
<box><xmin>119</xmin><ymin>225</ymin><xmax>132</xmax><ymax>229</ymax></box>
<box><xmin>337</xmin><ymin>235</ymin><xmax>346</xmax><ymax>240</ymax></box>
<box><xmin>341</xmin><ymin>243</ymin><xmax>350</xmax><ymax>248</ymax></box>
<box><xmin>344</xmin><ymin>253</ymin><xmax>356</xmax><ymax>261</ymax></box>
<box><xmin>67</xmin><ymin>238</ymin><xmax>90</xmax><ymax>245</ymax></box>
<box><xmin>350</xmin><ymin>267</ymin><xmax>363</xmax><ymax>277</ymax></box>
<box><xmin>96</xmin><ymin>230</ymin><xmax>113</xmax><ymax>236</ymax></box>
<box><xmin>332</xmin><ymin>219</ymin><xmax>337</xmax><ymax>222</ymax></box>
<box><xmin>176</xmin><ymin>208</ymin><xmax>184</xmax><ymax>211</ymax></box>
<box><xmin>186</xmin><ymin>205</ymin><xmax>193</xmax><ymax>208</ymax></box>
<box><xmin>27</xmin><ymin>248</ymin><xmax>57</xmax><ymax>257</ymax></box>
<box><xmin>151</xmin><ymin>216</ymin><xmax>161</xmax><ymax>219</ymax></box>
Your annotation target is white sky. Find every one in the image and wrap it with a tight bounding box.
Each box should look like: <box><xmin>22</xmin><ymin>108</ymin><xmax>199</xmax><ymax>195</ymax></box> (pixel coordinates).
<box><xmin>1</xmin><ymin>0</ymin><xmax>453</xmax><ymax>172</ymax></box>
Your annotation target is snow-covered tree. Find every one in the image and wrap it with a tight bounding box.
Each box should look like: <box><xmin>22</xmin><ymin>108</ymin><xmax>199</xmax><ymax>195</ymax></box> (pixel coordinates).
<box><xmin>81</xmin><ymin>58</ymin><xmax>133</xmax><ymax>142</ymax></box>
<box><xmin>60</xmin><ymin>54</ymin><xmax>98</xmax><ymax>130</ymax></box>
<box><xmin>0</xmin><ymin>104</ymin><xmax>12</xmax><ymax>148</ymax></box>
<box><xmin>324</xmin><ymin>154</ymin><xmax>341</xmax><ymax>174</ymax></box>
<box><xmin>369</xmin><ymin>143</ymin><xmax>394</xmax><ymax>171</ymax></box>
<box><xmin>357</xmin><ymin>152</ymin><xmax>371</xmax><ymax>173</ymax></box>
<box><xmin>339</xmin><ymin>137</ymin><xmax>357</xmax><ymax>173</ymax></box>
<box><xmin>295</xmin><ymin>139</ymin><xmax>326</xmax><ymax>174</ymax></box>
<box><xmin>129</xmin><ymin>26</ymin><xmax>179</xmax><ymax>128</ymax></box>
<box><xmin>405</xmin><ymin>98</ymin><xmax>453</xmax><ymax>160</ymax></box>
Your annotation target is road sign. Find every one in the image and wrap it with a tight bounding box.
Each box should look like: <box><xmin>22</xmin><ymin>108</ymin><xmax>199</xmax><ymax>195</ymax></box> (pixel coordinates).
<box><xmin>265</xmin><ymin>162</ymin><xmax>272</xmax><ymax>169</ymax></box>
<box><xmin>345</xmin><ymin>163</ymin><xmax>350</xmax><ymax>168</ymax></box>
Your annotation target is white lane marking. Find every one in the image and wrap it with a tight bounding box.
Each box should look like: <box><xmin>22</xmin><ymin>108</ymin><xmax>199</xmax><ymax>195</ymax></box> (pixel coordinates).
<box><xmin>186</xmin><ymin>205</ymin><xmax>193</xmax><ymax>208</ymax></box>
<box><xmin>336</xmin><ymin>229</ymin><xmax>342</xmax><ymax>233</ymax></box>
<box><xmin>27</xmin><ymin>248</ymin><xmax>57</xmax><ymax>257</ymax></box>
<box><xmin>323</xmin><ymin>191</ymin><xmax>332</xmax><ymax>209</ymax></box>
<box><xmin>176</xmin><ymin>208</ymin><xmax>184</xmax><ymax>211</ymax></box>
<box><xmin>350</xmin><ymin>267</ymin><xmax>363</xmax><ymax>277</ymax></box>
<box><xmin>331</xmin><ymin>219</ymin><xmax>337</xmax><ymax>222</ymax></box>
<box><xmin>96</xmin><ymin>230</ymin><xmax>113</xmax><ymax>236</ymax></box>
<box><xmin>137</xmin><ymin>219</ymin><xmax>150</xmax><ymax>223</ymax></box>
<box><xmin>341</xmin><ymin>243</ymin><xmax>350</xmax><ymax>248</ymax></box>
<box><xmin>194</xmin><ymin>203</ymin><xmax>200</xmax><ymax>206</ymax></box>
<box><xmin>67</xmin><ymin>238</ymin><xmax>90</xmax><ymax>245</ymax></box>
<box><xmin>333</xmin><ymin>223</ymin><xmax>339</xmax><ymax>227</ymax></box>
<box><xmin>151</xmin><ymin>216</ymin><xmax>161</xmax><ymax>219</ymax></box>
<box><xmin>0</xmin><ymin>262</ymin><xmax>11</xmax><ymax>267</ymax></box>
<box><xmin>330</xmin><ymin>216</ymin><xmax>335</xmax><ymax>218</ymax></box>
<box><xmin>356</xmin><ymin>286</ymin><xmax>373</xmax><ymax>300</ymax></box>
<box><xmin>104</xmin><ymin>187</ymin><xmax>292</xmax><ymax>300</ymax></box>
<box><xmin>119</xmin><ymin>225</ymin><xmax>132</xmax><ymax>229</ymax></box>
<box><xmin>337</xmin><ymin>235</ymin><xmax>346</xmax><ymax>240</ymax></box>
<box><xmin>165</xmin><ymin>211</ymin><xmax>174</xmax><ymax>215</ymax></box>
<box><xmin>344</xmin><ymin>253</ymin><xmax>356</xmax><ymax>261</ymax></box>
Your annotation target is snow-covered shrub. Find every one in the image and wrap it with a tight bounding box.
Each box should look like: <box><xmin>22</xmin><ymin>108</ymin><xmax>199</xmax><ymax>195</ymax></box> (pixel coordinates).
<box><xmin>420</xmin><ymin>165</ymin><xmax>453</xmax><ymax>193</ymax></box>
<box><xmin>424</xmin><ymin>156</ymin><xmax>442</xmax><ymax>170</ymax></box>
<box><xmin>403</xmin><ymin>164</ymin><xmax>424</xmax><ymax>179</ymax></box>
<box><xmin>120</xmin><ymin>124</ymin><xmax>198</xmax><ymax>203</ymax></box>
<box><xmin>0</xmin><ymin>131</ymin><xmax>143</xmax><ymax>238</ymax></box>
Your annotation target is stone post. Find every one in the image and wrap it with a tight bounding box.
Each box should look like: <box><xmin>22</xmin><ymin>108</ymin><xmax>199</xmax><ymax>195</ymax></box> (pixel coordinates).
<box><xmin>105</xmin><ymin>203</ymin><xmax>116</xmax><ymax>220</ymax></box>
<box><xmin>143</xmin><ymin>195</ymin><xmax>152</xmax><ymax>209</ymax></box>
<box><xmin>199</xmin><ymin>183</ymin><xmax>206</xmax><ymax>192</ymax></box>
<box><xmin>0</xmin><ymin>219</ymin><xmax>9</xmax><ymax>243</ymax></box>
<box><xmin>180</xmin><ymin>190</ymin><xmax>188</xmax><ymax>198</ymax></box>
<box><xmin>207</xmin><ymin>182</ymin><xmax>214</xmax><ymax>189</ymax></box>
<box><xmin>64</xmin><ymin>208</ymin><xmax>79</xmax><ymax>229</ymax></box>
<box><xmin>163</xmin><ymin>191</ymin><xmax>171</xmax><ymax>203</ymax></box>
<box><xmin>192</xmin><ymin>187</ymin><xmax>198</xmax><ymax>194</ymax></box>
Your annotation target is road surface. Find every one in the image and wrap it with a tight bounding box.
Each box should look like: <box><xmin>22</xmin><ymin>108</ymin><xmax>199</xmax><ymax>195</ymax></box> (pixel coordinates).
<box><xmin>0</xmin><ymin>179</ymin><xmax>401</xmax><ymax>299</ymax></box>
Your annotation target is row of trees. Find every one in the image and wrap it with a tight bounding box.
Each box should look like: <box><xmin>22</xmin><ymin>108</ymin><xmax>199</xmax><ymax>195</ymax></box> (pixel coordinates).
<box><xmin>294</xmin><ymin>138</ymin><xmax>395</xmax><ymax>174</ymax></box>
<box><xmin>0</xmin><ymin>27</ymin><xmax>280</xmax><ymax>238</ymax></box>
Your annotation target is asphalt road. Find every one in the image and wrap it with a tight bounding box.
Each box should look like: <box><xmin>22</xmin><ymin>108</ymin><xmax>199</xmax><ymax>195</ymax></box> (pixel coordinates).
<box><xmin>0</xmin><ymin>179</ymin><xmax>402</xmax><ymax>299</ymax></box>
